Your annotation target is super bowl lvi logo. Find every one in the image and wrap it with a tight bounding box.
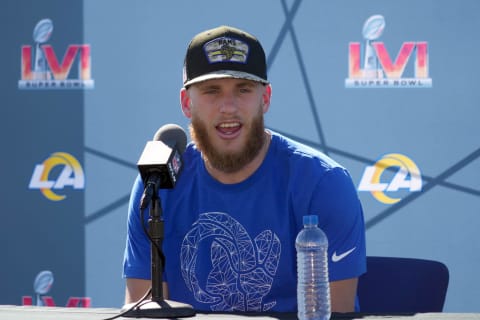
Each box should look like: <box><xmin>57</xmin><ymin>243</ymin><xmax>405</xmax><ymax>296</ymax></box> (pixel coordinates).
<box><xmin>22</xmin><ymin>270</ymin><xmax>91</xmax><ymax>307</ymax></box>
<box><xmin>19</xmin><ymin>18</ymin><xmax>94</xmax><ymax>89</ymax></box>
<box><xmin>345</xmin><ymin>15</ymin><xmax>431</xmax><ymax>88</ymax></box>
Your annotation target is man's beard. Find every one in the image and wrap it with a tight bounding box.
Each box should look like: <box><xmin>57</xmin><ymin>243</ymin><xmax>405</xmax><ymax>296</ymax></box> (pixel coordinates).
<box><xmin>190</xmin><ymin>109</ymin><xmax>266</xmax><ymax>173</ymax></box>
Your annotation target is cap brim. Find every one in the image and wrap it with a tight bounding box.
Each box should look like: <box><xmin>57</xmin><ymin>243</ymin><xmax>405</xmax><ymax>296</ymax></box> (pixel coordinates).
<box><xmin>184</xmin><ymin>70</ymin><xmax>269</xmax><ymax>87</ymax></box>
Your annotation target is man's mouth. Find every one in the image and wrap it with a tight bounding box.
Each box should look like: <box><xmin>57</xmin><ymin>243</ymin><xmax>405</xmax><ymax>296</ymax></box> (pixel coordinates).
<box><xmin>216</xmin><ymin>122</ymin><xmax>242</xmax><ymax>136</ymax></box>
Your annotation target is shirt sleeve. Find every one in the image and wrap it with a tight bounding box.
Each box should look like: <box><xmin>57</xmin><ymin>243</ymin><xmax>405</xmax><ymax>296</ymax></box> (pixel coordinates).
<box><xmin>122</xmin><ymin>175</ymin><xmax>152</xmax><ymax>280</ymax></box>
<box><xmin>311</xmin><ymin>167</ymin><xmax>367</xmax><ymax>281</ymax></box>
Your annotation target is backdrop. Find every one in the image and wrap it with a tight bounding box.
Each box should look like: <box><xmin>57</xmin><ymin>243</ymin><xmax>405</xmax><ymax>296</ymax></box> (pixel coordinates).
<box><xmin>1</xmin><ymin>0</ymin><xmax>479</xmax><ymax>312</ymax></box>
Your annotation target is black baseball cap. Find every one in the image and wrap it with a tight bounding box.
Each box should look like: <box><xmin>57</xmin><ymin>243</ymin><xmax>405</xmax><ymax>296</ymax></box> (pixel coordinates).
<box><xmin>182</xmin><ymin>25</ymin><xmax>269</xmax><ymax>87</ymax></box>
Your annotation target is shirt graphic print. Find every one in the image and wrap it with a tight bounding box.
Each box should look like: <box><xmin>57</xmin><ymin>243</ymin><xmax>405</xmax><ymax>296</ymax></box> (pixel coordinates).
<box><xmin>180</xmin><ymin>212</ymin><xmax>281</xmax><ymax>311</ymax></box>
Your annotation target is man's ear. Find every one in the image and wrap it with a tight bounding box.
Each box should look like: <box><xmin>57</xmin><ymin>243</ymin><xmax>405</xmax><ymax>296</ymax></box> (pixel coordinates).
<box><xmin>180</xmin><ymin>88</ymin><xmax>192</xmax><ymax>118</ymax></box>
<box><xmin>262</xmin><ymin>84</ymin><xmax>272</xmax><ymax>113</ymax></box>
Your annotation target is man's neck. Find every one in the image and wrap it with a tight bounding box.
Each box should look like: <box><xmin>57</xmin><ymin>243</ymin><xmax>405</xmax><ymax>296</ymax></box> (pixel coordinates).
<box><xmin>205</xmin><ymin>130</ymin><xmax>271</xmax><ymax>184</ymax></box>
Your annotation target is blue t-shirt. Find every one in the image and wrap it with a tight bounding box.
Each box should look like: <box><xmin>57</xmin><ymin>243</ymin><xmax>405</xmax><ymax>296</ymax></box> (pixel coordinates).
<box><xmin>123</xmin><ymin>131</ymin><xmax>366</xmax><ymax>312</ymax></box>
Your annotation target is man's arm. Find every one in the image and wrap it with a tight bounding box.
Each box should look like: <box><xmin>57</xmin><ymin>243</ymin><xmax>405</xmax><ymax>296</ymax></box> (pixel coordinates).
<box><xmin>125</xmin><ymin>278</ymin><xmax>150</xmax><ymax>304</ymax></box>
<box><xmin>124</xmin><ymin>278</ymin><xmax>170</xmax><ymax>304</ymax></box>
<box><xmin>330</xmin><ymin>277</ymin><xmax>358</xmax><ymax>313</ymax></box>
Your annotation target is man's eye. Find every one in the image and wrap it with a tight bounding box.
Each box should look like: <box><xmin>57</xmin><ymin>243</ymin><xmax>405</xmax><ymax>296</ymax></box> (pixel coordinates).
<box><xmin>204</xmin><ymin>89</ymin><xmax>218</xmax><ymax>94</ymax></box>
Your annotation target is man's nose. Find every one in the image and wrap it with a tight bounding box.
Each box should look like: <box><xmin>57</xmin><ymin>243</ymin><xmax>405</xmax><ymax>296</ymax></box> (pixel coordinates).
<box><xmin>219</xmin><ymin>92</ymin><xmax>237</xmax><ymax>113</ymax></box>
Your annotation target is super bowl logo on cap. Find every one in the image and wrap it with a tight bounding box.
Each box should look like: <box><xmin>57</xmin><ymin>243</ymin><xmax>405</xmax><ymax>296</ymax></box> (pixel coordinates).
<box><xmin>204</xmin><ymin>37</ymin><xmax>249</xmax><ymax>64</ymax></box>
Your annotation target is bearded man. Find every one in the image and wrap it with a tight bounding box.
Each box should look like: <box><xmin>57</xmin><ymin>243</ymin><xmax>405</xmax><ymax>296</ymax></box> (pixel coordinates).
<box><xmin>123</xmin><ymin>25</ymin><xmax>366</xmax><ymax>314</ymax></box>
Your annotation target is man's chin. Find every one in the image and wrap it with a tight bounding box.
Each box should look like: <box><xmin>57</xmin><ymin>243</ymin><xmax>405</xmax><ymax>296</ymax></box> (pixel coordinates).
<box><xmin>207</xmin><ymin>153</ymin><xmax>245</xmax><ymax>173</ymax></box>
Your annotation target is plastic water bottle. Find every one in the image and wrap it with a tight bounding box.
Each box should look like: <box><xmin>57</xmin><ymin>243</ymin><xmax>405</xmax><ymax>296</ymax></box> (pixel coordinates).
<box><xmin>296</xmin><ymin>215</ymin><xmax>331</xmax><ymax>320</ymax></box>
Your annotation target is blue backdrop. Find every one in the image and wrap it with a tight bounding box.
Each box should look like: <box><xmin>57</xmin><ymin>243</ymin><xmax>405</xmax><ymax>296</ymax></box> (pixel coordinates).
<box><xmin>1</xmin><ymin>0</ymin><xmax>479</xmax><ymax>312</ymax></box>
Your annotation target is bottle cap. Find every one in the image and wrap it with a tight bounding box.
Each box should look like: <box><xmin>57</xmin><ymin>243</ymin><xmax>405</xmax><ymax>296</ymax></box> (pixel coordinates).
<box><xmin>303</xmin><ymin>215</ymin><xmax>318</xmax><ymax>226</ymax></box>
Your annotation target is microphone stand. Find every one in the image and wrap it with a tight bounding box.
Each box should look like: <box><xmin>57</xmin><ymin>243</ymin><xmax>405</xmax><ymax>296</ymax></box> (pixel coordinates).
<box><xmin>122</xmin><ymin>185</ymin><xmax>196</xmax><ymax>318</ymax></box>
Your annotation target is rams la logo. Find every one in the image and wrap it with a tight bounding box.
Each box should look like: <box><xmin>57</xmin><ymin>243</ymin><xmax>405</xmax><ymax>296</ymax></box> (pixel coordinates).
<box><xmin>29</xmin><ymin>152</ymin><xmax>85</xmax><ymax>201</ymax></box>
<box><xmin>358</xmin><ymin>153</ymin><xmax>422</xmax><ymax>204</ymax></box>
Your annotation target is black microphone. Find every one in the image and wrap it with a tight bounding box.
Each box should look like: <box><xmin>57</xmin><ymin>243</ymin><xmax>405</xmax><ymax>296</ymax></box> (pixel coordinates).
<box><xmin>137</xmin><ymin>124</ymin><xmax>187</xmax><ymax>209</ymax></box>
<box><xmin>122</xmin><ymin>123</ymin><xmax>195</xmax><ymax>319</ymax></box>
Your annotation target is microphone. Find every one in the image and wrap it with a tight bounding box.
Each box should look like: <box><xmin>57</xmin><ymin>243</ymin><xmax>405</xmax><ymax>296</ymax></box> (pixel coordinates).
<box><xmin>121</xmin><ymin>124</ymin><xmax>195</xmax><ymax>319</ymax></box>
<box><xmin>137</xmin><ymin>124</ymin><xmax>187</xmax><ymax>209</ymax></box>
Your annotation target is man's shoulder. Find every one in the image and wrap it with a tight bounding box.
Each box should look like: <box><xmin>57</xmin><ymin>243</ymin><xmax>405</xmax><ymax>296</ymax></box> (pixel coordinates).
<box><xmin>183</xmin><ymin>143</ymin><xmax>201</xmax><ymax>161</ymax></box>
<box><xmin>270</xmin><ymin>131</ymin><xmax>343</xmax><ymax>171</ymax></box>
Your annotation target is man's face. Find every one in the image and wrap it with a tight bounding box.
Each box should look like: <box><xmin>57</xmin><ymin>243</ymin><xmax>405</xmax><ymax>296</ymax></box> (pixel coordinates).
<box><xmin>181</xmin><ymin>78</ymin><xmax>271</xmax><ymax>173</ymax></box>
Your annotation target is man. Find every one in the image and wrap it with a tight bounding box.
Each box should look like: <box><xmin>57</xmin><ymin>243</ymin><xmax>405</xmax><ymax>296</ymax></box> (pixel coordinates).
<box><xmin>123</xmin><ymin>25</ymin><xmax>366</xmax><ymax>313</ymax></box>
